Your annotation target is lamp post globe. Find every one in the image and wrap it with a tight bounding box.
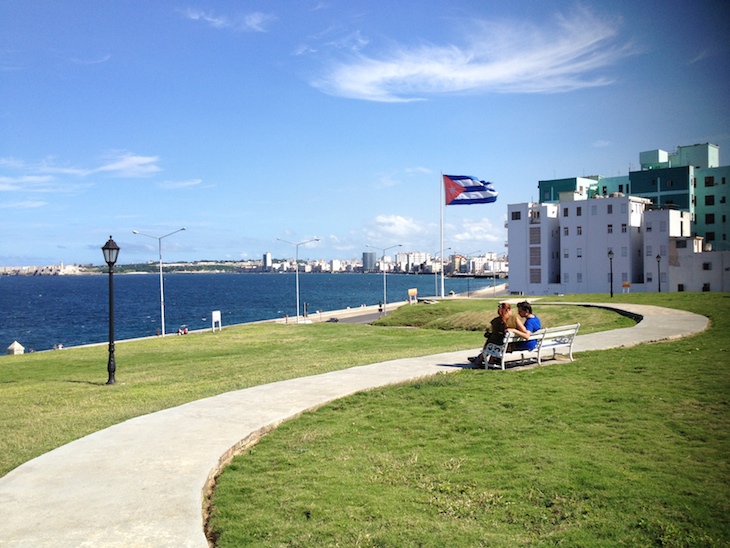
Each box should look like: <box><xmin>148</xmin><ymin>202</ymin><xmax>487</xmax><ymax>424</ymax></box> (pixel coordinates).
<box><xmin>101</xmin><ymin>236</ymin><xmax>120</xmax><ymax>385</ymax></box>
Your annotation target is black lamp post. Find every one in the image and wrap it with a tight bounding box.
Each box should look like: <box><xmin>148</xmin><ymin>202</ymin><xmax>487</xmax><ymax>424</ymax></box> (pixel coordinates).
<box><xmin>608</xmin><ymin>249</ymin><xmax>614</xmax><ymax>298</ymax></box>
<box><xmin>656</xmin><ymin>254</ymin><xmax>661</xmax><ymax>293</ymax></box>
<box><xmin>102</xmin><ymin>236</ymin><xmax>120</xmax><ymax>385</ymax></box>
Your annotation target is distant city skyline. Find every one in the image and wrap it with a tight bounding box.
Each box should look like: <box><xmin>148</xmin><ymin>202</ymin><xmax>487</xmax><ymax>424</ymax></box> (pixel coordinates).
<box><xmin>2</xmin><ymin>1</ymin><xmax>728</xmax><ymax>267</ymax></box>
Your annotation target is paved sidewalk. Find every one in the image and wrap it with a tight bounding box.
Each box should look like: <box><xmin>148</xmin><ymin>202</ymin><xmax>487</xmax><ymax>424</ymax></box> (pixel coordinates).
<box><xmin>0</xmin><ymin>304</ymin><xmax>708</xmax><ymax>547</ymax></box>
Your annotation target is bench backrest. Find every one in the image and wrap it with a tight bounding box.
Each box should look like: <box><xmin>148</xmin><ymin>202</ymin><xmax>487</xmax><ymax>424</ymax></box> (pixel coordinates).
<box><xmin>542</xmin><ymin>323</ymin><xmax>580</xmax><ymax>343</ymax></box>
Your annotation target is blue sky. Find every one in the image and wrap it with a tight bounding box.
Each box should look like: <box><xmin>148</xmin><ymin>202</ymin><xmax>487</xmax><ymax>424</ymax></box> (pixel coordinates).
<box><xmin>1</xmin><ymin>0</ymin><xmax>728</xmax><ymax>266</ymax></box>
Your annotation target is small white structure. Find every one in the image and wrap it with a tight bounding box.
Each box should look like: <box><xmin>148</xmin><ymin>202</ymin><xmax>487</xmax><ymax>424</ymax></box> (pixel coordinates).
<box><xmin>7</xmin><ymin>341</ymin><xmax>25</xmax><ymax>355</ymax></box>
<box><xmin>211</xmin><ymin>310</ymin><xmax>222</xmax><ymax>332</ymax></box>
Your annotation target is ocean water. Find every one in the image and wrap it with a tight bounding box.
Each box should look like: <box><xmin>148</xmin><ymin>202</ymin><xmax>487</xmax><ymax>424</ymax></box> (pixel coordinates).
<box><xmin>0</xmin><ymin>273</ymin><xmax>497</xmax><ymax>352</ymax></box>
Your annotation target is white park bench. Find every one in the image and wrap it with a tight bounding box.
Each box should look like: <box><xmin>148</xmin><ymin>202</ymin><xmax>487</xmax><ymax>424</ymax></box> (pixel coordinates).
<box><xmin>481</xmin><ymin>323</ymin><xmax>580</xmax><ymax>370</ymax></box>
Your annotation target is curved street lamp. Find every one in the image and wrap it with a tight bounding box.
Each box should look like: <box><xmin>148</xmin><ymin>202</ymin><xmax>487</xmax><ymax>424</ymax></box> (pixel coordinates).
<box><xmin>277</xmin><ymin>237</ymin><xmax>320</xmax><ymax>324</ymax></box>
<box><xmin>133</xmin><ymin>228</ymin><xmax>186</xmax><ymax>336</ymax></box>
<box><xmin>608</xmin><ymin>249</ymin><xmax>615</xmax><ymax>298</ymax></box>
<box><xmin>367</xmin><ymin>243</ymin><xmax>402</xmax><ymax>315</ymax></box>
<box><xmin>101</xmin><ymin>236</ymin><xmax>120</xmax><ymax>385</ymax></box>
<box><xmin>656</xmin><ymin>254</ymin><xmax>662</xmax><ymax>293</ymax></box>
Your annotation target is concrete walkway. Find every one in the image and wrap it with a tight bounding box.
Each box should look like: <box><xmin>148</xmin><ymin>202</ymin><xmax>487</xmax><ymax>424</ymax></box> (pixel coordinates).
<box><xmin>0</xmin><ymin>303</ymin><xmax>708</xmax><ymax>547</ymax></box>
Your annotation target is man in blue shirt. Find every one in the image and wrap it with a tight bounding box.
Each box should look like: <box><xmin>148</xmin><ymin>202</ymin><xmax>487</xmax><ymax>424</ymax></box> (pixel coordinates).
<box><xmin>514</xmin><ymin>301</ymin><xmax>541</xmax><ymax>351</ymax></box>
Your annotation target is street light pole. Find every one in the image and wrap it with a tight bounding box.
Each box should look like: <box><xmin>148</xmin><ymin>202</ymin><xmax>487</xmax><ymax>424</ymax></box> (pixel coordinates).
<box><xmin>367</xmin><ymin>243</ymin><xmax>402</xmax><ymax>314</ymax></box>
<box><xmin>101</xmin><ymin>236</ymin><xmax>120</xmax><ymax>385</ymax></box>
<box><xmin>464</xmin><ymin>250</ymin><xmax>481</xmax><ymax>298</ymax></box>
<box><xmin>656</xmin><ymin>254</ymin><xmax>661</xmax><ymax>293</ymax></box>
<box><xmin>278</xmin><ymin>237</ymin><xmax>320</xmax><ymax>323</ymax></box>
<box><xmin>433</xmin><ymin>247</ymin><xmax>451</xmax><ymax>297</ymax></box>
<box><xmin>133</xmin><ymin>228</ymin><xmax>186</xmax><ymax>336</ymax></box>
<box><xmin>608</xmin><ymin>249</ymin><xmax>614</xmax><ymax>298</ymax></box>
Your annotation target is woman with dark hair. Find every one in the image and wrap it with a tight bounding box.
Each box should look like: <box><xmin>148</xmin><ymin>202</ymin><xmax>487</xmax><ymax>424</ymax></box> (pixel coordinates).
<box><xmin>514</xmin><ymin>301</ymin><xmax>542</xmax><ymax>350</ymax></box>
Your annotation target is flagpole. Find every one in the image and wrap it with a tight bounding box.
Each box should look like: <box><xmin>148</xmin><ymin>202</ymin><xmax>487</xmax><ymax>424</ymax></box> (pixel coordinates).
<box><xmin>440</xmin><ymin>173</ymin><xmax>445</xmax><ymax>298</ymax></box>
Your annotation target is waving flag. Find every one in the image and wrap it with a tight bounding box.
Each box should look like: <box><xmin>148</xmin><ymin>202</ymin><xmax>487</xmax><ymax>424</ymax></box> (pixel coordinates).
<box><xmin>443</xmin><ymin>174</ymin><xmax>498</xmax><ymax>205</ymax></box>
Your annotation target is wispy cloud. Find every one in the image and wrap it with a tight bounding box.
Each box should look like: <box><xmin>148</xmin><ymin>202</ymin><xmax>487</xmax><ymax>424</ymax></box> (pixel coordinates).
<box><xmin>180</xmin><ymin>8</ymin><xmax>276</xmax><ymax>32</ymax></box>
<box><xmin>70</xmin><ymin>54</ymin><xmax>111</xmax><ymax>65</ymax></box>
<box><xmin>0</xmin><ymin>200</ymin><xmax>48</xmax><ymax>209</ymax></box>
<box><xmin>0</xmin><ymin>152</ymin><xmax>162</xmax><ymax>183</ymax></box>
<box><xmin>311</xmin><ymin>8</ymin><xmax>633</xmax><ymax>102</ymax></box>
<box><xmin>93</xmin><ymin>153</ymin><xmax>161</xmax><ymax>177</ymax></box>
<box><xmin>159</xmin><ymin>178</ymin><xmax>203</xmax><ymax>189</ymax></box>
<box><xmin>0</xmin><ymin>174</ymin><xmax>55</xmax><ymax>192</ymax></box>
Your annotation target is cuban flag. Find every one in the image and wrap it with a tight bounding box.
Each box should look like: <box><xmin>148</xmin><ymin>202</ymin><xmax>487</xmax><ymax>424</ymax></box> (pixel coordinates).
<box><xmin>443</xmin><ymin>174</ymin><xmax>498</xmax><ymax>205</ymax></box>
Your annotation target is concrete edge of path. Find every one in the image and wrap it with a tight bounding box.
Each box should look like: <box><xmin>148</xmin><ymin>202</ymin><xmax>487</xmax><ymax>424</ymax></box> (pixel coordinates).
<box><xmin>0</xmin><ymin>302</ymin><xmax>710</xmax><ymax>548</ymax></box>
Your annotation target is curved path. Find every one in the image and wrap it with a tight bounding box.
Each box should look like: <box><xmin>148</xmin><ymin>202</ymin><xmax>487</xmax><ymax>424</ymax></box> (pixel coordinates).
<box><xmin>0</xmin><ymin>304</ymin><xmax>708</xmax><ymax>547</ymax></box>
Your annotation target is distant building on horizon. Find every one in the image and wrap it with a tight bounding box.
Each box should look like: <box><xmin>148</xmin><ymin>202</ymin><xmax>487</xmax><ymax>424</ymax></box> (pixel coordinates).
<box><xmin>362</xmin><ymin>251</ymin><xmax>376</xmax><ymax>272</ymax></box>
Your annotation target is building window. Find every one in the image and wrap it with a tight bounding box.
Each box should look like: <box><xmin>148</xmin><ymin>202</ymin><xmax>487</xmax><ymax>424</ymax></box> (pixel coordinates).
<box><xmin>577</xmin><ymin>273</ymin><xmax>583</xmax><ymax>283</ymax></box>
<box><xmin>705</xmin><ymin>176</ymin><xmax>715</xmax><ymax>187</ymax></box>
<box><xmin>646</xmin><ymin>245</ymin><xmax>653</xmax><ymax>257</ymax></box>
<box><xmin>529</xmin><ymin>227</ymin><xmax>541</xmax><ymax>244</ymax></box>
<box><xmin>706</xmin><ymin>232</ymin><xmax>716</xmax><ymax>241</ymax></box>
<box><xmin>619</xmin><ymin>184</ymin><xmax>624</xmax><ymax>193</ymax></box>
<box><xmin>705</xmin><ymin>195</ymin><xmax>715</xmax><ymax>206</ymax></box>
<box><xmin>678</xmin><ymin>284</ymin><xmax>685</xmax><ymax>292</ymax></box>
<box><xmin>607</xmin><ymin>204</ymin><xmax>613</xmax><ymax>214</ymax></box>
<box><xmin>577</xmin><ymin>207</ymin><xmax>582</xmax><ymax>216</ymax></box>
<box><xmin>721</xmin><ymin>196</ymin><xmax>726</xmax><ymax>204</ymax></box>
<box><xmin>647</xmin><ymin>272</ymin><xmax>653</xmax><ymax>283</ymax></box>
<box><xmin>621</xmin><ymin>223</ymin><xmax>627</xmax><ymax>233</ymax></box>
<box><xmin>706</xmin><ymin>213</ymin><xmax>715</xmax><ymax>224</ymax></box>
<box><xmin>530</xmin><ymin>269</ymin><xmax>541</xmax><ymax>283</ymax></box>
<box><xmin>646</xmin><ymin>222</ymin><xmax>652</xmax><ymax>232</ymax></box>
<box><xmin>676</xmin><ymin>240</ymin><xmax>687</xmax><ymax>248</ymax></box>
<box><xmin>703</xmin><ymin>262</ymin><xmax>712</xmax><ymax>271</ymax></box>
<box><xmin>511</xmin><ymin>211</ymin><xmax>522</xmax><ymax>220</ymax></box>
<box><xmin>660</xmin><ymin>245</ymin><xmax>667</xmax><ymax>256</ymax></box>
<box><xmin>622</xmin><ymin>272</ymin><xmax>628</xmax><ymax>282</ymax></box>
<box><xmin>563</xmin><ymin>273</ymin><xmax>569</xmax><ymax>284</ymax></box>
<box><xmin>703</xmin><ymin>283</ymin><xmax>711</xmax><ymax>292</ymax></box>
<box><xmin>607</xmin><ymin>224</ymin><xmax>613</xmax><ymax>234</ymax></box>
<box><xmin>563</xmin><ymin>207</ymin><xmax>569</xmax><ymax>217</ymax></box>
<box><xmin>563</xmin><ymin>248</ymin><xmax>569</xmax><ymax>259</ymax></box>
<box><xmin>577</xmin><ymin>226</ymin><xmax>582</xmax><ymax>235</ymax></box>
<box><xmin>530</xmin><ymin>248</ymin><xmax>541</xmax><ymax>266</ymax></box>
<box><xmin>602</xmin><ymin>186</ymin><xmax>607</xmax><ymax>195</ymax></box>
<box><xmin>564</xmin><ymin>227</ymin><xmax>569</xmax><ymax>236</ymax></box>
<box><xmin>621</xmin><ymin>246</ymin><xmax>627</xmax><ymax>257</ymax></box>
<box><xmin>577</xmin><ymin>248</ymin><xmax>582</xmax><ymax>258</ymax></box>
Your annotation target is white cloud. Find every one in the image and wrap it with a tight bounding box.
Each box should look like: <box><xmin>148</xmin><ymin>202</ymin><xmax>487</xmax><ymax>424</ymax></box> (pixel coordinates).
<box><xmin>181</xmin><ymin>8</ymin><xmax>276</xmax><ymax>32</ymax></box>
<box><xmin>311</xmin><ymin>8</ymin><xmax>633</xmax><ymax>102</ymax></box>
<box><xmin>448</xmin><ymin>217</ymin><xmax>503</xmax><ymax>244</ymax></box>
<box><xmin>367</xmin><ymin>214</ymin><xmax>426</xmax><ymax>241</ymax></box>
<box><xmin>93</xmin><ymin>153</ymin><xmax>161</xmax><ymax>177</ymax></box>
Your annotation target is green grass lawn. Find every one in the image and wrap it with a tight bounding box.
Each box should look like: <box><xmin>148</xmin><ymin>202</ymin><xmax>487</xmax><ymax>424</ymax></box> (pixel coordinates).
<box><xmin>0</xmin><ymin>298</ymin><xmax>627</xmax><ymax>477</ymax></box>
<box><xmin>1</xmin><ymin>294</ymin><xmax>728</xmax><ymax>546</ymax></box>
<box><xmin>205</xmin><ymin>293</ymin><xmax>730</xmax><ymax>547</ymax></box>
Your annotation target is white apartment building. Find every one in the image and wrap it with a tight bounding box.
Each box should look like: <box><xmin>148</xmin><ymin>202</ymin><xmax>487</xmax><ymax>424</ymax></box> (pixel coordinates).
<box><xmin>507</xmin><ymin>193</ymin><xmax>728</xmax><ymax>294</ymax></box>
